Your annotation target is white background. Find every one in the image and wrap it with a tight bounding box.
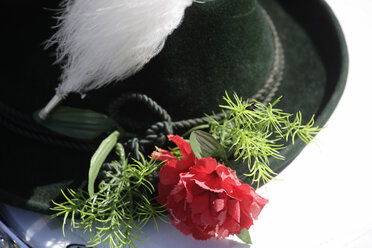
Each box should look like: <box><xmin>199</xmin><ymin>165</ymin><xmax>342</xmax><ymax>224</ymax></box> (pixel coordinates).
<box><xmin>251</xmin><ymin>0</ymin><xmax>372</xmax><ymax>247</ymax></box>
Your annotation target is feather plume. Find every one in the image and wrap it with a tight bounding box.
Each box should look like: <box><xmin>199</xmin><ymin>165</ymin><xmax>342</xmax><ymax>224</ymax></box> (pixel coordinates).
<box><xmin>40</xmin><ymin>0</ymin><xmax>192</xmax><ymax>119</ymax></box>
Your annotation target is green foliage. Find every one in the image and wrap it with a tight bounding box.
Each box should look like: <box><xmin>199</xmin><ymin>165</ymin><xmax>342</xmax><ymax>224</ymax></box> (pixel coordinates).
<box><xmin>88</xmin><ymin>131</ymin><xmax>120</xmax><ymax>197</ymax></box>
<box><xmin>168</xmin><ymin>146</ymin><xmax>183</xmax><ymax>160</ymax></box>
<box><xmin>34</xmin><ymin>106</ymin><xmax>124</xmax><ymax>140</ymax></box>
<box><xmin>51</xmin><ymin>142</ymin><xmax>166</xmax><ymax>248</ymax></box>
<box><xmin>237</xmin><ymin>228</ymin><xmax>252</xmax><ymax>245</ymax></box>
<box><xmin>208</xmin><ymin>92</ymin><xmax>321</xmax><ymax>186</ymax></box>
<box><xmin>51</xmin><ymin>93</ymin><xmax>321</xmax><ymax>246</ymax></box>
<box><xmin>189</xmin><ymin>130</ymin><xmax>228</xmax><ymax>162</ymax></box>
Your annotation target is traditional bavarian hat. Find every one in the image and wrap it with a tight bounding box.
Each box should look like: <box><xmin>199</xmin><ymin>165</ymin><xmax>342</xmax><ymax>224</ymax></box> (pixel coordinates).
<box><xmin>0</xmin><ymin>0</ymin><xmax>347</xmax><ymax>217</ymax></box>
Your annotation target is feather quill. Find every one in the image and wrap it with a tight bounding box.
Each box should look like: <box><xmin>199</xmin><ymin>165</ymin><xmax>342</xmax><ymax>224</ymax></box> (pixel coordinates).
<box><xmin>39</xmin><ymin>0</ymin><xmax>193</xmax><ymax>119</ymax></box>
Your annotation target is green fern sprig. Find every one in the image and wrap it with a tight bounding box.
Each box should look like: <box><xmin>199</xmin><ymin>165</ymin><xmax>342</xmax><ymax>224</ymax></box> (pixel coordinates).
<box><xmin>51</xmin><ymin>142</ymin><xmax>166</xmax><ymax>248</ymax></box>
<box><xmin>208</xmin><ymin>92</ymin><xmax>322</xmax><ymax>186</ymax></box>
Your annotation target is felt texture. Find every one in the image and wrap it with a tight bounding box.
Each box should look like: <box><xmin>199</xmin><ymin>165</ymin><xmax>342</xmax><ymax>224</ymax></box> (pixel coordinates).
<box><xmin>118</xmin><ymin>0</ymin><xmax>276</xmax><ymax>125</ymax></box>
<box><xmin>0</xmin><ymin>0</ymin><xmax>348</xmax><ymax>213</ymax></box>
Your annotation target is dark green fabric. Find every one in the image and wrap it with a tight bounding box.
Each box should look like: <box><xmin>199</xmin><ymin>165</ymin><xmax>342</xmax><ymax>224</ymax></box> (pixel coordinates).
<box><xmin>117</xmin><ymin>0</ymin><xmax>275</xmax><ymax>126</ymax></box>
<box><xmin>257</xmin><ymin>0</ymin><xmax>348</xmax><ymax>175</ymax></box>
<box><xmin>0</xmin><ymin>0</ymin><xmax>348</xmax><ymax>213</ymax></box>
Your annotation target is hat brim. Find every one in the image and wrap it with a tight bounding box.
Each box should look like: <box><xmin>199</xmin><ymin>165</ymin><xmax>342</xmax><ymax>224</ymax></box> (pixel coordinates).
<box><xmin>0</xmin><ymin>0</ymin><xmax>347</xmax><ymax>212</ymax></box>
<box><xmin>249</xmin><ymin>0</ymin><xmax>348</xmax><ymax>177</ymax></box>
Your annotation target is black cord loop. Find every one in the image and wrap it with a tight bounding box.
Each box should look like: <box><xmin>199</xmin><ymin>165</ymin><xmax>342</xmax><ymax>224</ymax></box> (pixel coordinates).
<box><xmin>110</xmin><ymin>92</ymin><xmax>174</xmax><ymax>141</ymax></box>
<box><xmin>111</xmin><ymin>93</ymin><xmax>176</xmax><ymax>158</ymax></box>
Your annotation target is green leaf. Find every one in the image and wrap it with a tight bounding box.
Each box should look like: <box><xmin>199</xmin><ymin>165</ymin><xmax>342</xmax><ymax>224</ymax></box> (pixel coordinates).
<box><xmin>208</xmin><ymin>92</ymin><xmax>321</xmax><ymax>185</ymax></box>
<box><xmin>237</xmin><ymin>228</ymin><xmax>252</xmax><ymax>245</ymax></box>
<box><xmin>88</xmin><ymin>131</ymin><xmax>119</xmax><ymax>197</ymax></box>
<box><xmin>34</xmin><ymin>106</ymin><xmax>123</xmax><ymax>140</ymax></box>
<box><xmin>52</xmin><ymin>148</ymin><xmax>166</xmax><ymax>248</ymax></box>
<box><xmin>189</xmin><ymin>130</ymin><xmax>228</xmax><ymax>161</ymax></box>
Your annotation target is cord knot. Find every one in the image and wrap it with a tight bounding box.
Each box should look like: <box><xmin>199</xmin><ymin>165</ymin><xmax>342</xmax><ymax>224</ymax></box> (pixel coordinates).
<box><xmin>110</xmin><ymin>92</ymin><xmax>174</xmax><ymax>157</ymax></box>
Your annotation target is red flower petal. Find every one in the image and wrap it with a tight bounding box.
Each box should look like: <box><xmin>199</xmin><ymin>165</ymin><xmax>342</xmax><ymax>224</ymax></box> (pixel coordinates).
<box><xmin>190</xmin><ymin>193</ymin><xmax>209</xmax><ymax>214</ymax></box>
<box><xmin>168</xmin><ymin>193</ymin><xmax>189</xmax><ymax>222</ymax></box>
<box><xmin>168</xmin><ymin>135</ymin><xmax>192</xmax><ymax>158</ymax></box>
<box><xmin>178</xmin><ymin>152</ymin><xmax>197</xmax><ymax>171</ymax></box>
<box><xmin>153</xmin><ymin>137</ymin><xmax>268</xmax><ymax>241</ymax></box>
<box><xmin>200</xmin><ymin>209</ymin><xmax>218</xmax><ymax>226</ymax></box>
<box><xmin>190</xmin><ymin>226</ymin><xmax>215</xmax><ymax>240</ymax></box>
<box><xmin>183</xmin><ymin>177</ymin><xmax>205</xmax><ymax>203</ymax></box>
<box><xmin>170</xmin><ymin>183</ymin><xmax>187</xmax><ymax>203</ymax></box>
<box><xmin>240</xmin><ymin>189</ymin><xmax>268</xmax><ymax>219</ymax></box>
<box><xmin>190</xmin><ymin>158</ymin><xmax>218</xmax><ymax>174</ymax></box>
<box><xmin>151</xmin><ymin>148</ymin><xmax>175</xmax><ymax>161</ymax></box>
<box><xmin>157</xmin><ymin>183</ymin><xmax>175</xmax><ymax>206</ymax></box>
<box><xmin>216</xmin><ymin>225</ymin><xmax>231</xmax><ymax>239</ymax></box>
<box><xmin>216</xmin><ymin>209</ymin><xmax>227</xmax><ymax>225</ymax></box>
<box><xmin>227</xmin><ymin>199</ymin><xmax>241</xmax><ymax>223</ymax></box>
<box><xmin>250</xmin><ymin>198</ymin><xmax>268</xmax><ymax>220</ymax></box>
<box><xmin>173</xmin><ymin>221</ymin><xmax>192</xmax><ymax>236</ymax></box>
<box><xmin>158</xmin><ymin>160</ymin><xmax>182</xmax><ymax>185</ymax></box>
<box><xmin>193</xmin><ymin>173</ymin><xmax>225</xmax><ymax>193</ymax></box>
<box><xmin>239</xmin><ymin>210</ymin><xmax>254</xmax><ymax>230</ymax></box>
<box><xmin>216</xmin><ymin>164</ymin><xmax>241</xmax><ymax>185</ymax></box>
<box><xmin>216</xmin><ymin>165</ymin><xmax>249</xmax><ymax>200</ymax></box>
<box><xmin>221</xmin><ymin>216</ymin><xmax>240</xmax><ymax>236</ymax></box>
<box><xmin>212</xmin><ymin>198</ymin><xmax>225</xmax><ymax>213</ymax></box>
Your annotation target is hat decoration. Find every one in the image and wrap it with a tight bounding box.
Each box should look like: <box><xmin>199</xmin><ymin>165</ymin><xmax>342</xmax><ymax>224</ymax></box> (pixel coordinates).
<box><xmin>37</xmin><ymin>0</ymin><xmax>322</xmax><ymax>247</ymax></box>
<box><xmin>51</xmin><ymin>94</ymin><xmax>320</xmax><ymax>247</ymax></box>
<box><xmin>0</xmin><ymin>0</ymin><xmax>348</xmax><ymax>247</ymax></box>
<box><xmin>39</xmin><ymin>0</ymin><xmax>193</xmax><ymax>119</ymax></box>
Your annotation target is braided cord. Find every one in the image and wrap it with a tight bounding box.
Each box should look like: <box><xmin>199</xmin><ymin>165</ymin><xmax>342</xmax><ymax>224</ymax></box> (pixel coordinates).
<box><xmin>0</xmin><ymin>105</ymin><xmax>97</xmax><ymax>152</ymax></box>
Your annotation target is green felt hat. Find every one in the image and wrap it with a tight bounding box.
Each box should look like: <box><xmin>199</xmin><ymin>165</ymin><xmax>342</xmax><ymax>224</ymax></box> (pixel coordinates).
<box><xmin>0</xmin><ymin>0</ymin><xmax>347</xmax><ymax>213</ymax></box>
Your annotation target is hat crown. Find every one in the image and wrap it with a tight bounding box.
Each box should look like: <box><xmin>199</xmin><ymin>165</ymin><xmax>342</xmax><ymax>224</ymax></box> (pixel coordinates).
<box><xmin>0</xmin><ymin>0</ymin><xmax>278</xmax><ymax>135</ymax></box>
<box><xmin>118</xmin><ymin>0</ymin><xmax>277</xmax><ymax>129</ymax></box>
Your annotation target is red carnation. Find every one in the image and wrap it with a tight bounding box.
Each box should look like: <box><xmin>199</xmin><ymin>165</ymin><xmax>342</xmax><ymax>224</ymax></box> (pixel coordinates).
<box><xmin>152</xmin><ymin>135</ymin><xmax>268</xmax><ymax>240</ymax></box>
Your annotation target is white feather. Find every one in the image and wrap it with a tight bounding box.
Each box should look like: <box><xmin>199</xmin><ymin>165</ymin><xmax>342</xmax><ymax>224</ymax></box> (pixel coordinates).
<box><xmin>47</xmin><ymin>0</ymin><xmax>193</xmax><ymax>96</ymax></box>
